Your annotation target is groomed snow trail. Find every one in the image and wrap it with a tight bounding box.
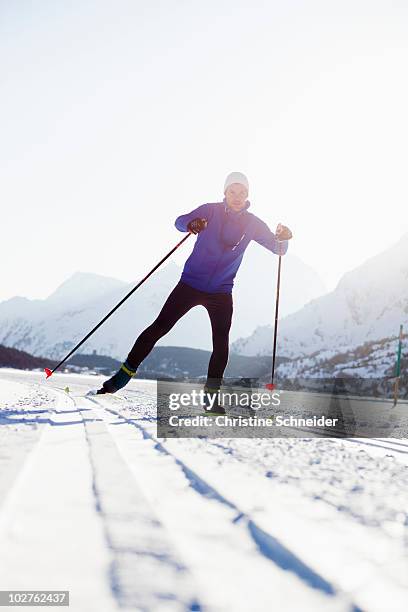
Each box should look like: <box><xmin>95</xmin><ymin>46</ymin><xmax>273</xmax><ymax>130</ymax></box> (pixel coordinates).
<box><xmin>0</xmin><ymin>369</ymin><xmax>407</xmax><ymax>612</ymax></box>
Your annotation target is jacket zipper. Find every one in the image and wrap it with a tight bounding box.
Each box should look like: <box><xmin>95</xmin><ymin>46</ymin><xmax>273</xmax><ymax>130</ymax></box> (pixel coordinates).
<box><xmin>205</xmin><ymin>204</ymin><xmax>245</xmax><ymax>291</ymax></box>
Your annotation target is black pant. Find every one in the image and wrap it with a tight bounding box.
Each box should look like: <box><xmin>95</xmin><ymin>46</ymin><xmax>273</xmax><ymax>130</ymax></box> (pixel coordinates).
<box><xmin>126</xmin><ymin>281</ymin><xmax>233</xmax><ymax>388</ymax></box>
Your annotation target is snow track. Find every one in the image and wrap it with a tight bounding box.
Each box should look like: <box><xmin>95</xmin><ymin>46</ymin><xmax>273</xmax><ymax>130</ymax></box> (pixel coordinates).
<box><xmin>0</xmin><ymin>370</ymin><xmax>407</xmax><ymax>611</ymax></box>
<box><xmin>95</xmin><ymin>398</ymin><xmax>355</xmax><ymax>612</ymax></box>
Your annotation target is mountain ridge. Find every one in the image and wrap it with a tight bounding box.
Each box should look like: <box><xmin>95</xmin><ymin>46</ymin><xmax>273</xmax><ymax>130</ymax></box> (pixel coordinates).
<box><xmin>232</xmin><ymin>232</ymin><xmax>408</xmax><ymax>361</ymax></box>
<box><xmin>0</xmin><ymin>251</ymin><xmax>324</xmax><ymax>359</ymax></box>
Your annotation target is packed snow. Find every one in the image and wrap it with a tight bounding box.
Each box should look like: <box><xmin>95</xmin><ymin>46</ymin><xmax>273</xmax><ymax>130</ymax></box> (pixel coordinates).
<box><xmin>0</xmin><ymin>368</ymin><xmax>407</xmax><ymax>611</ymax></box>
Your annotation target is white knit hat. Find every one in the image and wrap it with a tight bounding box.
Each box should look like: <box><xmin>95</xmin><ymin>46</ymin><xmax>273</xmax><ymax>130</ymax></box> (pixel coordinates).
<box><xmin>223</xmin><ymin>171</ymin><xmax>249</xmax><ymax>194</ymax></box>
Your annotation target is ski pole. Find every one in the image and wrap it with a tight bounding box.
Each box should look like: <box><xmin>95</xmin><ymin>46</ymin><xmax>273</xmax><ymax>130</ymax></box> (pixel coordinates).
<box><xmin>44</xmin><ymin>232</ymin><xmax>192</xmax><ymax>379</ymax></box>
<box><xmin>266</xmin><ymin>254</ymin><xmax>282</xmax><ymax>391</ymax></box>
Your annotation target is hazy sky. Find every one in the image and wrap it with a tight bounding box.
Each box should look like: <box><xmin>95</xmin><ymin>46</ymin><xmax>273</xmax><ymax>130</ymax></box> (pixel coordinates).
<box><xmin>1</xmin><ymin>0</ymin><xmax>407</xmax><ymax>302</ymax></box>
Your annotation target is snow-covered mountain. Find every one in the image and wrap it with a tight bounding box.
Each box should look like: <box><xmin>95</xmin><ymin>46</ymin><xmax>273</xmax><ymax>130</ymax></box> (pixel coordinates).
<box><xmin>0</xmin><ymin>263</ymin><xmax>185</xmax><ymax>360</ymax></box>
<box><xmin>275</xmin><ymin>335</ymin><xmax>406</xmax><ymax>380</ymax></box>
<box><xmin>0</xmin><ymin>248</ymin><xmax>324</xmax><ymax>360</ymax></box>
<box><xmin>232</xmin><ymin>233</ymin><xmax>408</xmax><ymax>360</ymax></box>
<box><xmin>46</xmin><ymin>271</ymin><xmax>126</xmax><ymax>309</ymax></box>
<box><xmin>232</xmin><ymin>242</ymin><xmax>326</xmax><ymax>339</ymax></box>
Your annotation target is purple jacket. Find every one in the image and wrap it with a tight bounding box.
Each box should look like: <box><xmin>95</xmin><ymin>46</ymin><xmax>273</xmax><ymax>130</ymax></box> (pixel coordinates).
<box><xmin>175</xmin><ymin>199</ymin><xmax>288</xmax><ymax>294</ymax></box>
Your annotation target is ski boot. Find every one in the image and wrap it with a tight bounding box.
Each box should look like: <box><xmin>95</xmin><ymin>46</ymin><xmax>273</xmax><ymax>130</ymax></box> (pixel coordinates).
<box><xmin>203</xmin><ymin>385</ymin><xmax>225</xmax><ymax>415</ymax></box>
<box><xmin>96</xmin><ymin>360</ymin><xmax>137</xmax><ymax>394</ymax></box>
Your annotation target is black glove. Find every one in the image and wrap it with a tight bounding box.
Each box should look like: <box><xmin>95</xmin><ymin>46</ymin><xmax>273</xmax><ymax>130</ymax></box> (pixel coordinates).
<box><xmin>275</xmin><ymin>223</ymin><xmax>293</xmax><ymax>241</ymax></box>
<box><xmin>188</xmin><ymin>218</ymin><xmax>208</xmax><ymax>234</ymax></box>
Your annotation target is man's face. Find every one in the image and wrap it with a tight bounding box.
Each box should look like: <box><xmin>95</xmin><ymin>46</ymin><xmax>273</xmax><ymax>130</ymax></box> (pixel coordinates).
<box><xmin>225</xmin><ymin>183</ymin><xmax>248</xmax><ymax>212</ymax></box>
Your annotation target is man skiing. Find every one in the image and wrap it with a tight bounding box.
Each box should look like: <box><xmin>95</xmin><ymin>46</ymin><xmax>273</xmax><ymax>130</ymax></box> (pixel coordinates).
<box><xmin>96</xmin><ymin>172</ymin><xmax>292</xmax><ymax>412</ymax></box>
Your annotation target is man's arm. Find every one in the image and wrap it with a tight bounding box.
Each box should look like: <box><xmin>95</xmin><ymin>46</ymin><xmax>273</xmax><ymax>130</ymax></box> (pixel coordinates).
<box><xmin>252</xmin><ymin>218</ymin><xmax>289</xmax><ymax>255</ymax></box>
<box><xmin>175</xmin><ymin>203</ymin><xmax>211</xmax><ymax>232</ymax></box>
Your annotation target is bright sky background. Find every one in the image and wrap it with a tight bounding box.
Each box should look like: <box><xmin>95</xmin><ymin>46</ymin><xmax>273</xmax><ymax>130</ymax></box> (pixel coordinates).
<box><xmin>1</xmin><ymin>0</ymin><xmax>407</xmax><ymax>302</ymax></box>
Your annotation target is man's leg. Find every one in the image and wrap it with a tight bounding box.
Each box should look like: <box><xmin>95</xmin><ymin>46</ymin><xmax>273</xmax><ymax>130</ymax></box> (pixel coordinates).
<box><xmin>99</xmin><ymin>282</ymin><xmax>200</xmax><ymax>393</ymax></box>
<box><xmin>126</xmin><ymin>282</ymin><xmax>200</xmax><ymax>367</ymax></box>
<box><xmin>204</xmin><ymin>292</ymin><xmax>233</xmax><ymax>393</ymax></box>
